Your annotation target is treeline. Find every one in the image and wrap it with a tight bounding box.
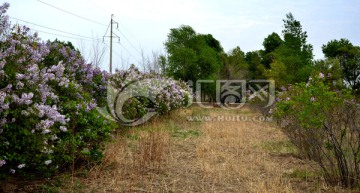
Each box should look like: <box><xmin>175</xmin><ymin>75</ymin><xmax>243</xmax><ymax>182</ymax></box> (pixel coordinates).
<box><xmin>160</xmin><ymin>13</ymin><xmax>360</xmax><ymax>96</ymax></box>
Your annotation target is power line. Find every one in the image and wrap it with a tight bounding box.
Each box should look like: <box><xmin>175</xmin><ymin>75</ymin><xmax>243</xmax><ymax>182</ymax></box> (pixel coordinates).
<box><xmin>10</xmin><ymin>16</ymin><xmax>97</xmax><ymax>41</ymax></box>
<box><xmin>10</xmin><ymin>16</ymin><xmax>110</xmax><ymax>44</ymax></box>
<box><xmin>113</xmin><ymin>15</ymin><xmax>141</xmax><ymax>43</ymax></box>
<box><xmin>111</xmin><ymin>16</ymin><xmax>142</xmax><ymax>56</ymax></box>
<box><xmin>37</xmin><ymin>0</ymin><xmax>107</xmax><ymax>27</ymax></box>
<box><xmin>116</xmin><ymin>28</ymin><xmax>142</xmax><ymax>56</ymax></box>
<box><xmin>103</xmin><ymin>22</ymin><xmax>110</xmax><ymax>42</ymax></box>
<box><xmin>116</xmin><ymin>43</ymin><xmax>142</xmax><ymax>65</ymax></box>
<box><xmin>30</xmin><ymin>28</ymin><xmax>95</xmax><ymax>42</ymax></box>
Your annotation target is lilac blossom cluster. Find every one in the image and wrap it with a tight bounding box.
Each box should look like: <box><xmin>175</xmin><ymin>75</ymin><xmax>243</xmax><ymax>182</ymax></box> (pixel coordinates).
<box><xmin>110</xmin><ymin>65</ymin><xmax>192</xmax><ymax>116</ymax></box>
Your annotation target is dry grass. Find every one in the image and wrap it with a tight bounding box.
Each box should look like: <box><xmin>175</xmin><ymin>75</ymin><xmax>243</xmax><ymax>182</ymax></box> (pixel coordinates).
<box><xmin>2</xmin><ymin>106</ymin><xmax>352</xmax><ymax>192</ymax></box>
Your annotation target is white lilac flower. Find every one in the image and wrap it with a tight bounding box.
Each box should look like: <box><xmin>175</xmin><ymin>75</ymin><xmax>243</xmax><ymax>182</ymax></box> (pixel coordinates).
<box><xmin>319</xmin><ymin>72</ymin><xmax>325</xmax><ymax>78</ymax></box>
<box><xmin>44</xmin><ymin>160</ymin><xmax>52</xmax><ymax>165</ymax></box>
<box><xmin>21</xmin><ymin>110</ymin><xmax>30</xmax><ymax>116</ymax></box>
<box><xmin>0</xmin><ymin>119</ymin><xmax>6</xmax><ymax>127</ymax></box>
<box><xmin>0</xmin><ymin>160</ymin><xmax>6</xmax><ymax>167</ymax></box>
<box><xmin>310</xmin><ymin>97</ymin><xmax>316</xmax><ymax>102</ymax></box>
<box><xmin>16</xmin><ymin>81</ymin><xmax>24</xmax><ymax>89</ymax></box>
<box><xmin>17</xmin><ymin>164</ymin><xmax>25</xmax><ymax>169</ymax></box>
<box><xmin>41</xmin><ymin>147</ymin><xmax>53</xmax><ymax>154</ymax></box>
<box><xmin>10</xmin><ymin>169</ymin><xmax>15</xmax><ymax>174</ymax></box>
<box><xmin>42</xmin><ymin>129</ymin><xmax>51</xmax><ymax>134</ymax></box>
<box><xmin>269</xmin><ymin>109</ymin><xmax>273</xmax><ymax>114</ymax></box>
<box><xmin>51</xmin><ymin>135</ymin><xmax>58</xmax><ymax>140</ymax></box>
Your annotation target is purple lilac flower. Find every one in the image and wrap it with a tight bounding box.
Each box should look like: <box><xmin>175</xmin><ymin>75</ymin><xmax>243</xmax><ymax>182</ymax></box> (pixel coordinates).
<box><xmin>2</xmin><ymin>103</ymin><xmax>9</xmax><ymax>110</ymax></box>
<box><xmin>0</xmin><ymin>3</ymin><xmax>10</xmax><ymax>30</ymax></box>
<box><xmin>0</xmin><ymin>60</ymin><xmax>5</xmax><ymax>69</ymax></box>
<box><xmin>59</xmin><ymin>126</ymin><xmax>67</xmax><ymax>132</ymax></box>
<box><xmin>21</xmin><ymin>92</ymin><xmax>34</xmax><ymax>105</ymax></box>
<box><xmin>319</xmin><ymin>72</ymin><xmax>325</xmax><ymax>79</ymax></box>
<box><xmin>0</xmin><ymin>91</ymin><xmax>6</xmax><ymax>104</ymax></box>
<box><xmin>36</xmin><ymin>119</ymin><xmax>54</xmax><ymax>130</ymax></box>
<box><xmin>16</xmin><ymin>73</ymin><xmax>25</xmax><ymax>80</ymax></box>
<box><xmin>34</xmin><ymin>104</ymin><xmax>68</xmax><ymax>124</ymax></box>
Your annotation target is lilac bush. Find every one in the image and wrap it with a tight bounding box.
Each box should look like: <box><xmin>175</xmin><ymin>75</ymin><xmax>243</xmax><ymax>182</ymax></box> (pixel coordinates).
<box><xmin>108</xmin><ymin>65</ymin><xmax>192</xmax><ymax>125</ymax></box>
<box><xmin>0</xmin><ymin>2</ymin><xmax>191</xmax><ymax>179</ymax></box>
<box><xmin>0</xmin><ymin>3</ymin><xmax>114</xmax><ymax>178</ymax></box>
<box><xmin>274</xmin><ymin>73</ymin><xmax>360</xmax><ymax>187</ymax></box>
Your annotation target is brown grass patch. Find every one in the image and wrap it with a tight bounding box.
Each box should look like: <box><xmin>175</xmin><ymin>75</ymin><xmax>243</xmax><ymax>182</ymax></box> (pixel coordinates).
<box><xmin>2</xmin><ymin>107</ymin><xmax>352</xmax><ymax>192</ymax></box>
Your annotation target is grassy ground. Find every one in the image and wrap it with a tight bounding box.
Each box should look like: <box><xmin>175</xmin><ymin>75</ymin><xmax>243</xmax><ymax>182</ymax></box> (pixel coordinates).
<box><xmin>1</xmin><ymin>106</ymin><xmax>351</xmax><ymax>192</ymax></box>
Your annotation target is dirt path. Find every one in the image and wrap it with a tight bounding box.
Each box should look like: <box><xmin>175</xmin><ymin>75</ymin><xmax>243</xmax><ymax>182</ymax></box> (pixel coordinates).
<box><xmin>12</xmin><ymin>106</ymin><xmax>347</xmax><ymax>192</ymax></box>
<box><xmin>155</xmin><ymin>107</ymin><xmax>321</xmax><ymax>193</ymax></box>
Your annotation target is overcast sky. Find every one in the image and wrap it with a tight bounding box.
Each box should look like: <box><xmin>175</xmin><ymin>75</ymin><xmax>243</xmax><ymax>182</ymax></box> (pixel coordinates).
<box><xmin>6</xmin><ymin>0</ymin><xmax>360</xmax><ymax>72</ymax></box>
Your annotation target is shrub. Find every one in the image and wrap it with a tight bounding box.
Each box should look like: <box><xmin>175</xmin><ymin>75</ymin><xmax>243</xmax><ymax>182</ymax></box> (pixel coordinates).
<box><xmin>106</xmin><ymin>65</ymin><xmax>192</xmax><ymax>125</ymax></box>
<box><xmin>274</xmin><ymin>73</ymin><xmax>360</xmax><ymax>188</ymax></box>
<box><xmin>0</xmin><ymin>3</ymin><xmax>114</xmax><ymax>178</ymax></box>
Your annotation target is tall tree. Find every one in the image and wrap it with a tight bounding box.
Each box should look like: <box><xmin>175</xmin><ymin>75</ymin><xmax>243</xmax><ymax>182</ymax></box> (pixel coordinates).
<box><xmin>200</xmin><ymin>34</ymin><xmax>224</xmax><ymax>53</ymax></box>
<box><xmin>220</xmin><ymin>47</ymin><xmax>248</xmax><ymax>80</ymax></box>
<box><xmin>164</xmin><ymin>25</ymin><xmax>222</xmax><ymax>82</ymax></box>
<box><xmin>265</xmin><ymin>13</ymin><xmax>314</xmax><ymax>87</ymax></box>
<box><xmin>261</xmin><ymin>32</ymin><xmax>283</xmax><ymax>68</ymax></box>
<box><xmin>282</xmin><ymin>13</ymin><xmax>313</xmax><ymax>65</ymax></box>
<box><xmin>246</xmin><ymin>51</ymin><xmax>266</xmax><ymax>79</ymax></box>
<box><xmin>322</xmin><ymin>39</ymin><xmax>360</xmax><ymax>93</ymax></box>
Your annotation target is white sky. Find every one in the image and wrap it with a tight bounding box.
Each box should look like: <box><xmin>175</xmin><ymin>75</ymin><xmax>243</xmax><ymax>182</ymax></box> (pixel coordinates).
<box><xmin>6</xmin><ymin>0</ymin><xmax>360</xmax><ymax>72</ymax></box>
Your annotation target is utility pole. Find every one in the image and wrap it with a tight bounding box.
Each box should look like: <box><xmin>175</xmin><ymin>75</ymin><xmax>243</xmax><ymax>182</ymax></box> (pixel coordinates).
<box><xmin>104</xmin><ymin>14</ymin><xmax>119</xmax><ymax>74</ymax></box>
<box><xmin>110</xmin><ymin>14</ymin><xmax>113</xmax><ymax>74</ymax></box>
